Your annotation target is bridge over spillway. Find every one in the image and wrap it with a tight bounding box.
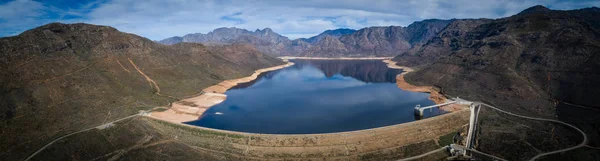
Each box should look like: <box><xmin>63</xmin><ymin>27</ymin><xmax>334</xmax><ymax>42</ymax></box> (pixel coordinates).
<box><xmin>413</xmin><ymin>97</ymin><xmax>480</xmax><ymax>149</ymax></box>
<box><xmin>413</xmin><ymin>97</ymin><xmax>472</xmax><ymax>117</ymax></box>
<box><xmin>405</xmin><ymin>99</ymin><xmax>506</xmax><ymax>161</ymax></box>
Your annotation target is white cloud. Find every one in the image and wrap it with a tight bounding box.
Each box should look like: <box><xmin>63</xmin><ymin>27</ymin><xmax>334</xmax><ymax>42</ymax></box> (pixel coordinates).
<box><xmin>0</xmin><ymin>0</ymin><xmax>45</xmax><ymax>35</ymax></box>
<box><xmin>0</xmin><ymin>0</ymin><xmax>44</xmax><ymax>19</ymax></box>
<box><xmin>0</xmin><ymin>0</ymin><xmax>598</xmax><ymax>40</ymax></box>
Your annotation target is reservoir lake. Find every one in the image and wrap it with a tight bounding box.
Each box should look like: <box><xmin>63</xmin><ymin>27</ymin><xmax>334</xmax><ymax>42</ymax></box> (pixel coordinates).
<box><xmin>185</xmin><ymin>60</ymin><xmax>443</xmax><ymax>134</ymax></box>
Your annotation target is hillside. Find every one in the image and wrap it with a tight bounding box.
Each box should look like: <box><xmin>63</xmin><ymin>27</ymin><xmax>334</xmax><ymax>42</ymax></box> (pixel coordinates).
<box><xmin>0</xmin><ymin>23</ymin><xmax>284</xmax><ymax>160</ymax></box>
<box><xmin>393</xmin><ymin>6</ymin><xmax>600</xmax><ymax>160</ymax></box>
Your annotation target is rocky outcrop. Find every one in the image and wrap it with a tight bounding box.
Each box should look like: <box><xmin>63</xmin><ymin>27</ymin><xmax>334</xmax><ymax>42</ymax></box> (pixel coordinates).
<box><xmin>0</xmin><ymin>23</ymin><xmax>284</xmax><ymax>160</ymax></box>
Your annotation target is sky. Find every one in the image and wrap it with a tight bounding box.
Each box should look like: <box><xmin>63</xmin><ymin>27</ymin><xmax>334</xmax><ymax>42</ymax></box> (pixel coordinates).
<box><xmin>0</xmin><ymin>0</ymin><xmax>598</xmax><ymax>40</ymax></box>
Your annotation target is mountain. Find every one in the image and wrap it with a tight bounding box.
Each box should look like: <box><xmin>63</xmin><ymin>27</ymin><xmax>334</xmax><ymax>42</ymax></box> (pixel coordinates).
<box><xmin>158</xmin><ymin>27</ymin><xmax>295</xmax><ymax>56</ymax></box>
<box><xmin>393</xmin><ymin>6</ymin><xmax>600</xmax><ymax>160</ymax></box>
<box><xmin>404</xmin><ymin>19</ymin><xmax>457</xmax><ymax>45</ymax></box>
<box><xmin>156</xmin><ymin>36</ymin><xmax>182</xmax><ymax>45</ymax></box>
<box><xmin>395</xmin><ymin>18</ymin><xmax>494</xmax><ymax>66</ymax></box>
<box><xmin>335</xmin><ymin>26</ymin><xmax>411</xmax><ymax>57</ymax></box>
<box><xmin>301</xmin><ymin>28</ymin><xmax>356</xmax><ymax>44</ymax></box>
<box><xmin>251</xmin><ymin>28</ymin><xmax>291</xmax><ymax>44</ymax></box>
<box><xmin>517</xmin><ymin>5</ymin><xmax>552</xmax><ymax>15</ymax></box>
<box><xmin>300</xmin><ymin>35</ymin><xmax>348</xmax><ymax>57</ymax></box>
<box><xmin>297</xmin><ymin>19</ymin><xmax>453</xmax><ymax>57</ymax></box>
<box><xmin>160</xmin><ymin>27</ymin><xmax>250</xmax><ymax>45</ymax></box>
<box><xmin>0</xmin><ymin>23</ymin><xmax>284</xmax><ymax>160</ymax></box>
<box><xmin>159</xmin><ymin>19</ymin><xmax>452</xmax><ymax>57</ymax></box>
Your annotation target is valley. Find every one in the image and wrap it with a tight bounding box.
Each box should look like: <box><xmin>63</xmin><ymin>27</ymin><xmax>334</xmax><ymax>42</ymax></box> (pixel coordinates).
<box><xmin>0</xmin><ymin>3</ymin><xmax>599</xmax><ymax>161</ymax></box>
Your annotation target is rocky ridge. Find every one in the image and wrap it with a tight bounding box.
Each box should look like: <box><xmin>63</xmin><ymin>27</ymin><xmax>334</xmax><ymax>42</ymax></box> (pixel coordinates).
<box><xmin>159</xmin><ymin>19</ymin><xmax>453</xmax><ymax>57</ymax></box>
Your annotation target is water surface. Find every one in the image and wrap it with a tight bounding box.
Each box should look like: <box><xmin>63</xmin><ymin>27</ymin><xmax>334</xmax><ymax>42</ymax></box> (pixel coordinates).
<box><xmin>186</xmin><ymin>60</ymin><xmax>442</xmax><ymax>134</ymax></box>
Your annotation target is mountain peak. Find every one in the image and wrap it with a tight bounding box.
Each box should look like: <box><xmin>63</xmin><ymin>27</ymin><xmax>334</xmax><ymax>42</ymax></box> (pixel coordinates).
<box><xmin>256</xmin><ymin>28</ymin><xmax>273</xmax><ymax>33</ymax></box>
<box><xmin>37</xmin><ymin>22</ymin><xmax>117</xmax><ymax>32</ymax></box>
<box><xmin>303</xmin><ymin>28</ymin><xmax>356</xmax><ymax>44</ymax></box>
<box><xmin>324</xmin><ymin>28</ymin><xmax>356</xmax><ymax>32</ymax></box>
<box><xmin>322</xmin><ymin>28</ymin><xmax>356</xmax><ymax>35</ymax></box>
<box><xmin>214</xmin><ymin>27</ymin><xmax>241</xmax><ymax>31</ymax></box>
<box><xmin>20</xmin><ymin>22</ymin><xmax>119</xmax><ymax>37</ymax></box>
<box><xmin>420</xmin><ymin>19</ymin><xmax>445</xmax><ymax>22</ymax></box>
<box><xmin>518</xmin><ymin>5</ymin><xmax>551</xmax><ymax>15</ymax></box>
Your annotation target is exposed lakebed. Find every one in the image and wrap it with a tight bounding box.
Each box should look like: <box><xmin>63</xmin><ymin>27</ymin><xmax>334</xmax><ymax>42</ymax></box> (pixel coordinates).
<box><xmin>186</xmin><ymin>60</ymin><xmax>442</xmax><ymax>134</ymax></box>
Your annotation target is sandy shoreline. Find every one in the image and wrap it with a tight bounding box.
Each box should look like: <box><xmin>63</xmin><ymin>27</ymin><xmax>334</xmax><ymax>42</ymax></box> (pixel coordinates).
<box><xmin>280</xmin><ymin>56</ymin><xmax>393</xmax><ymax>60</ymax></box>
<box><xmin>382</xmin><ymin>59</ymin><xmax>465</xmax><ymax>112</ymax></box>
<box><xmin>151</xmin><ymin>60</ymin><xmax>295</xmax><ymax>123</ymax></box>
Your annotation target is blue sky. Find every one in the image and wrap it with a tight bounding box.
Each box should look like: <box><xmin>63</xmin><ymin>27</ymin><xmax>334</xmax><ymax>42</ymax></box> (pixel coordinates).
<box><xmin>0</xmin><ymin>0</ymin><xmax>598</xmax><ymax>40</ymax></box>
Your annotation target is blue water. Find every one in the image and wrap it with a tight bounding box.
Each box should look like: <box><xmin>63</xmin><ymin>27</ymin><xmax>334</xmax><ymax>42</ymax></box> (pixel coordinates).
<box><xmin>185</xmin><ymin>60</ymin><xmax>441</xmax><ymax>134</ymax></box>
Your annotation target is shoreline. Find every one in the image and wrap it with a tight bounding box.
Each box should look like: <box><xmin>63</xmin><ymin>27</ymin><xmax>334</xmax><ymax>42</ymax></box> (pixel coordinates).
<box><xmin>382</xmin><ymin>59</ymin><xmax>464</xmax><ymax>112</ymax></box>
<box><xmin>151</xmin><ymin>60</ymin><xmax>295</xmax><ymax>123</ymax></box>
<box><xmin>279</xmin><ymin>56</ymin><xmax>393</xmax><ymax>60</ymax></box>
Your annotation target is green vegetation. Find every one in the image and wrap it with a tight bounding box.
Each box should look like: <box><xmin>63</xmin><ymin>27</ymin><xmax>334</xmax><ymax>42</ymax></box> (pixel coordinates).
<box><xmin>438</xmin><ymin>131</ymin><xmax>457</xmax><ymax>147</ymax></box>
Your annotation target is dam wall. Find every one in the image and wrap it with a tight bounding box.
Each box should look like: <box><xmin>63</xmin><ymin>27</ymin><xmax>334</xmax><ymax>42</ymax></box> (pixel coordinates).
<box><xmin>147</xmin><ymin>108</ymin><xmax>470</xmax><ymax>160</ymax></box>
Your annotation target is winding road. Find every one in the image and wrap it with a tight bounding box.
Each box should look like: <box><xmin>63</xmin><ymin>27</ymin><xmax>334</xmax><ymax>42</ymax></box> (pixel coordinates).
<box><xmin>480</xmin><ymin>103</ymin><xmax>588</xmax><ymax>161</ymax></box>
<box><xmin>397</xmin><ymin>146</ymin><xmax>448</xmax><ymax>161</ymax></box>
<box><xmin>23</xmin><ymin>111</ymin><xmax>148</xmax><ymax>161</ymax></box>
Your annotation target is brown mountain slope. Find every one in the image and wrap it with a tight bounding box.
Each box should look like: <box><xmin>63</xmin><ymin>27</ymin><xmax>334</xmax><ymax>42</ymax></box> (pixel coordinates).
<box><xmin>0</xmin><ymin>23</ymin><xmax>284</xmax><ymax>160</ymax></box>
<box><xmin>337</xmin><ymin>26</ymin><xmax>411</xmax><ymax>57</ymax></box>
<box><xmin>393</xmin><ymin>6</ymin><xmax>600</xmax><ymax>160</ymax></box>
<box><xmin>300</xmin><ymin>35</ymin><xmax>349</xmax><ymax>57</ymax></box>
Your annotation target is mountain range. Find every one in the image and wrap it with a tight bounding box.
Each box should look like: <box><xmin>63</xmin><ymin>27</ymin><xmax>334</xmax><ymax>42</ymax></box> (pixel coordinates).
<box><xmin>158</xmin><ymin>19</ymin><xmax>452</xmax><ymax>57</ymax></box>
